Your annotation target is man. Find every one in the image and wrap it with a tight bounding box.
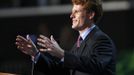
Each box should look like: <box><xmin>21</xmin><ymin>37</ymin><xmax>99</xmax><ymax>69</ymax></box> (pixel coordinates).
<box><xmin>16</xmin><ymin>0</ymin><xmax>116</xmax><ymax>75</ymax></box>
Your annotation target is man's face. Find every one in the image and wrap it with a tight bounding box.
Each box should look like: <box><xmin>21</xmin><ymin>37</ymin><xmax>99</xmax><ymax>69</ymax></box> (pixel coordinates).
<box><xmin>70</xmin><ymin>4</ymin><xmax>90</xmax><ymax>31</ymax></box>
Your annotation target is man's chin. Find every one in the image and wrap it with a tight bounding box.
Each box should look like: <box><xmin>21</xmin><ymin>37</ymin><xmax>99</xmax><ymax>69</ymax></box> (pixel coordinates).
<box><xmin>72</xmin><ymin>25</ymin><xmax>76</xmax><ymax>29</ymax></box>
<box><xmin>72</xmin><ymin>25</ymin><xmax>79</xmax><ymax>30</ymax></box>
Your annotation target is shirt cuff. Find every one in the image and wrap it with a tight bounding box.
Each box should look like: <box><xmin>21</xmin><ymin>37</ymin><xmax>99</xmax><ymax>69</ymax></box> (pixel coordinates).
<box><xmin>61</xmin><ymin>57</ymin><xmax>64</xmax><ymax>62</ymax></box>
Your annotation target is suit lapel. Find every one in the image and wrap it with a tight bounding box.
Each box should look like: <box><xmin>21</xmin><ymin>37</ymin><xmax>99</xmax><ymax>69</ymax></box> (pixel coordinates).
<box><xmin>84</xmin><ymin>26</ymin><xmax>99</xmax><ymax>42</ymax></box>
<box><xmin>70</xmin><ymin>26</ymin><xmax>100</xmax><ymax>55</ymax></box>
<box><xmin>78</xmin><ymin>26</ymin><xmax>100</xmax><ymax>55</ymax></box>
<box><xmin>69</xmin><ymin>26</ymin><xmax>100</xmax><ymax>75</ymax></box>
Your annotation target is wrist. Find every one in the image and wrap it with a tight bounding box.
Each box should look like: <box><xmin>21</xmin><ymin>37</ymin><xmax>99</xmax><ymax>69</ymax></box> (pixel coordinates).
<box><xmin>59</xmin><ymin>49</ymin><xmax>64</xmax><ymax>59</ymax></box>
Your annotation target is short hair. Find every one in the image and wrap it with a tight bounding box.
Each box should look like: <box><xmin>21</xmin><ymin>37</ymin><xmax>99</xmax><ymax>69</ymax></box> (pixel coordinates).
<box><xmin>72</xmin><ymin>0</ymin><xmax>103</xmax><ymax>23</ymax></box>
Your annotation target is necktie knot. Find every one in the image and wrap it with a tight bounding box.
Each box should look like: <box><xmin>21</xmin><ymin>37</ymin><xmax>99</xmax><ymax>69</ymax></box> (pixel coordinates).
<box><xmin>77</xmin><ymin>36</ymin><xmax>82</xmax><ymax>47</ymax></box>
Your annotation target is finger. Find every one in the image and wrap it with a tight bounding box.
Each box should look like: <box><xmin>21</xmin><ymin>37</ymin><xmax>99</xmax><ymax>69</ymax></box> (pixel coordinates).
<box><xmin>18</xmin><ymin>46</ymin><xmax>34</xmax><ymax>55</ymax></box>
<box><xmin>39</xmin><ymin>48</ymin><xmax>52</xmax><ymax>52</ymax></box>
<box><xmin>37</xmin><ymin>38</ymin><xmax>52</xmax><ymax>47</ymax></box>
<box><xmin>16</xmin><ymin>39</ymin><xmax>28</xmax><ymax>46</ymax></box>
<box><xmin>37</xmin><ymin>42</ymin><xmax>47</xmax><ymax>48</ymax></box>
<box><xmin>39</xmin><ymin>35</ymin><xmax>46</xmax><ymax>39</ymax></box>
<box><xmin>16</xmin><ymin>41</ymin><xmax>30</xmax><ymax>49</ymax></box>
<box><xmin>15</xmin><ymin>42</ymin><xmax>21</xmax><ymax>46</ymax></box>
<box><xmin>16</xmin><ymin>42</ymin><xmax>25</xmax><ymax>49</ymax></box>
<box><xmin>17</xmin><ymin>35</ymin><xmax>32</xmax><ymax>45</ymax></box>
<box><xmin>27</xmin><ymin>44</ymin><xmax>32</xmax><ymax>48</ymax></box>
<box><xmin>16</xmin><ymin>38</ymin><xmax>24</xmax><ymax>43</ymax></box>
<box><xmin>17</xmin><ymin>46</ymin><xmax>25</xmax><ymax>51</ymax></box>
<box><xmin>50</xmin><ymin>35</ymin><xmax>56</xmax><ymax>42</ymax></box>
<box><xmin>16</xmin><ymin>41</ymin><xmax>33</xmax><ymax>51</ymax></box>
<box><xmin>39</xmin><ymin>48</ymin><xmax>48</xmax><ymax>52</ymax></box>
<box><xmin>16</xmin><ymin>36</ymin><xmax>30</xmax><ymax>45</ymax></box>
<box><xmin>37</xmin><ymin>38</ymin><xmax>50</xmax><ymax>45</ymax></box>
<box><xmin>47</xmin><ymin>48</ymin><xmax>52</xmax><ymax>51</ymax></box>
<box><xmin>50</xmin><ymin>35</ymin><xmax>59</xmax><ymax>46</ymax></box>
<box><xmin>16</xmin><ymin>35</ymin><xmax>28</xmax><ymax>42</ymax></box>
<box><xmin>39</xmin><ymin>35</ymin><xmax>51</xmax><ymax>43</ymax></box>
<box><xmin>37</xmin><ymin>42</ymin><xmax>52</xmax><ymax>49</ymax></box>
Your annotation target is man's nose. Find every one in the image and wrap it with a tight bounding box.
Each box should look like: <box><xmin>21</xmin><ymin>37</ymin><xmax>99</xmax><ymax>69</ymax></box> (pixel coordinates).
<box><xmin>70</xmin><ymin>13</ymin><xmax>74</xmax><ymax>19</ymax></box>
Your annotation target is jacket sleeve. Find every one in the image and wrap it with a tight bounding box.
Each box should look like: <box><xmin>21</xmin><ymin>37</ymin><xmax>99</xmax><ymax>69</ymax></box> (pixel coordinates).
<box><xmin>34</xmin><ymin>52</ymin><xmax>65</xmax><ymax>74</ymax></box>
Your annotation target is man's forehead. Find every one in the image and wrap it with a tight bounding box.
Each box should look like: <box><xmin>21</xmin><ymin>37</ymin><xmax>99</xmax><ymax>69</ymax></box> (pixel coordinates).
<box><xmin>72</xmin><ymin>5</ymin><xmax>84</xmax><ymax>10</ymax></box>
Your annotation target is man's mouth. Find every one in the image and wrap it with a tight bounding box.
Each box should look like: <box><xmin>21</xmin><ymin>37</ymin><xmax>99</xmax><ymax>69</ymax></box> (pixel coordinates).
<box><xmin>72</xmin><ymin>19</ymin><xmax>77</xmax><ymax>23</ymax></box>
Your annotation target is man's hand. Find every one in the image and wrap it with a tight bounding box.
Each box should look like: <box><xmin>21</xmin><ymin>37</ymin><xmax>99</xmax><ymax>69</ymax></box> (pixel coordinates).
<box><xmin>15</xmin><ymin>35</ymin><xmax>38</xmax><ymax>56</ymax></box>
<box><xmin>37</xmin><ymin>35</ymin><xmax>64</xmax><ymax>59</ymax></box>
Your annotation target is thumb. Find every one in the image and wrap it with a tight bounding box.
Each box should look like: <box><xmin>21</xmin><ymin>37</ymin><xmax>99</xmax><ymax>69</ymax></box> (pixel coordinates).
<box><xmin>50</xmin><ymin>35</ymin><xmax>56</xmax><ymax>42</ymax></box>
<box><xmin>26</xmin><ymin>34</ymin><xmax>37</xmax><ymax>49</ymax></box>
<box><xmin>27</xmin><ymin>35</ymin><xmax>34</xmax><ymax>44</ymax></box>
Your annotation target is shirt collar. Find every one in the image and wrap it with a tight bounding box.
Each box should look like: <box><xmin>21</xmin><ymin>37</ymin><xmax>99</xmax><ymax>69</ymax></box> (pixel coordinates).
<box><xmin>80</xmin><ymin>24</ymin><xmax>96</xmax><ymax>40</ymax></box>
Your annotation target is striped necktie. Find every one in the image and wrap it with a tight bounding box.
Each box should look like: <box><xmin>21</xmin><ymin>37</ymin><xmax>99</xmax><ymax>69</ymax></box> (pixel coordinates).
<box><xmin>77</xmin><ymin>36</ymin><xmax>82</xmax><ymax>47</ymax></box>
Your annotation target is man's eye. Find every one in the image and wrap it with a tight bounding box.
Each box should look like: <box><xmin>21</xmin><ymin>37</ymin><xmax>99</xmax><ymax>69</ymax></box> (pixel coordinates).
<box><xmin>75</xmin><ymin>10</ymin><xmax>79</xmax><ymax>13</ymax></box>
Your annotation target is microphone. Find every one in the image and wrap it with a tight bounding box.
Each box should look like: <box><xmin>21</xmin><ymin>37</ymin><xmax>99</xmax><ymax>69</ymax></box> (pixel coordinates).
<box><xmin>26</xmin><ymin>34</ymin><xmax>38</xmax><ymax>75</ymax></box>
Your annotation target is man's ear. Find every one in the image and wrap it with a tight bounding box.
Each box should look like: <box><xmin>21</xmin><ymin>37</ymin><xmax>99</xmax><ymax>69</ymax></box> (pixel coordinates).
<box><xmin>88</xmin><ymin>11</ymin><xmax>95</xmax><ymax>20</ymax></box>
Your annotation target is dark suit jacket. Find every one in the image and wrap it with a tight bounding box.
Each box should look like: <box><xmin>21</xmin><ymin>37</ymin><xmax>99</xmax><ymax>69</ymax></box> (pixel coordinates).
<box><xmin>64</xmin><ymin>26</ymin><xmax>116</xmax><ymax>75</ymax></box>
<box><xmin>34</xmin><ymin>26</ymin><xmax>116</xmax><ymax>75</ymax></box>
<box><xmin>34</xmin><ymin>52</ymin><xmax>69</xmax><ymax>75</ymax></box>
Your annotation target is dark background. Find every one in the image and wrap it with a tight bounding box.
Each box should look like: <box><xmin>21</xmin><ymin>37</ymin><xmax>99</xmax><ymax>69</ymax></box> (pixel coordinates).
<box><xmin>0</xmin><ymin>0</ymin><xmax>134</xmax><ymax>74</ymax></box>
<box><xmin>0</xmin><ymin>10</ymin><xmax>133</xmax><ymax>60</ymax></box>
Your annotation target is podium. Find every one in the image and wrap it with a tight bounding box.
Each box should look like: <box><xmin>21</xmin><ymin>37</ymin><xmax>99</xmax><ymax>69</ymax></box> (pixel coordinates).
<box><xmin>0</xmin><ymin>72</ymin><xmax>18</xmax><ymax>75</ymax></box>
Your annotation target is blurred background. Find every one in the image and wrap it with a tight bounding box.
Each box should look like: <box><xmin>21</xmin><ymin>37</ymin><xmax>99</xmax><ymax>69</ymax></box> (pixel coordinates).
<box><xmin>0</xmin><ymin>0</ymin><xmax>134</xmax><ymax>75</ymax></box>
